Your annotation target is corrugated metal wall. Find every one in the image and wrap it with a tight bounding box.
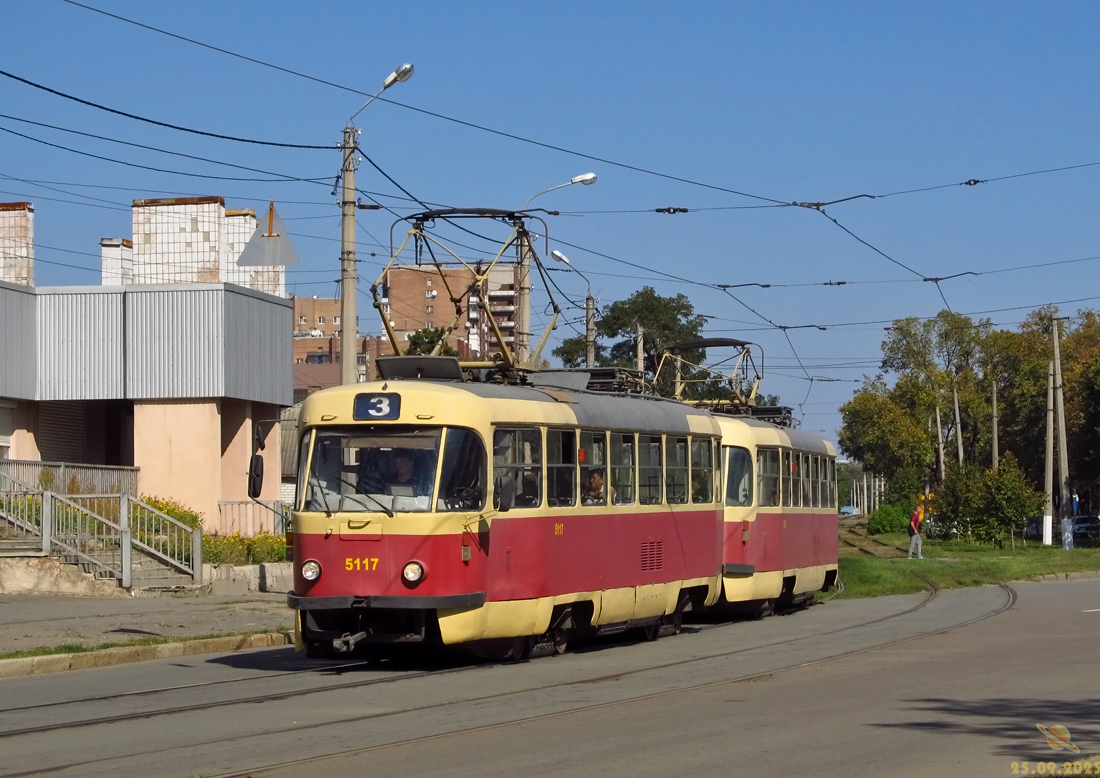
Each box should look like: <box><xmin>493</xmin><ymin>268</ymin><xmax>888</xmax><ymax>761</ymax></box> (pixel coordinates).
<box><xmin>125</xmin><ymin>287</ymin><xmax>225</xmax><ymax>399</ymax></box>
<box><xmin>223</xmin><ymin>286</ymin><xmax>292</xmax><ymax>405</ymax></box>
<box><xmin>11</xmin><ymin>284</ymin><xmax>290</xmax><ymax>405</ymax></box>
<box><xmin>0</xmin><ymin>281</ymin><xmax>35</xmax><ymax>399</ymax></box>
<box><xmin>37</xmin><ymin>289</ymin><xmax>125</xmax><ymax>400</ymax></box>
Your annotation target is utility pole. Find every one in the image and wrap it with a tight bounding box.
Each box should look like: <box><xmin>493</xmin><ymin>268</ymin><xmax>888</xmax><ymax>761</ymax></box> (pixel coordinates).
<box><xmin>1053</xmin><ymin>318</ymin><xmax>1073</xmax><ymax>550</ymax></box>
<box><xmin>337</xmin><ymin>63</ymin><xmax>414</xmax><ymax>385</ymax></box>
<box><xmin>635</xmin><ymin>323</ymin><xmax>644</xmax><ymax>372</ymax></box>
<box><xmin>1044</xmin><ymin>359</ymin><xmax>1054</xmax><ymax>546</ymax></box>
<box><xmin>515</xmin><ymin>230</ymin><xmax>532</xmax><ymax>365</ymax></box>
<box><xmin>991</xmin><ymin>379</ymin><xmax>999</xmax><ymax>471</ymax></box>
<box><xmin>673</xmin><ymin>355</ymin><xmax>683</xmax><ymax>398</ymax></box>
<box><xmin>952</xmin><ymin>383</ymin><xmax>964</xmax><ymax>466</ymax></box>
<box><xmin>935</xmin><ymin>406</ymin><xmax>946</xmax><ymax>483</ymax></box>
<box><xmin>585</xmin><ymin>292</ymin><xmax>595</xmax><ymax>368</ymax></box>
<box><xmin>339</xmin><ymin>126</ymin><xmax>358</xmax><ymax>386</ymax></box>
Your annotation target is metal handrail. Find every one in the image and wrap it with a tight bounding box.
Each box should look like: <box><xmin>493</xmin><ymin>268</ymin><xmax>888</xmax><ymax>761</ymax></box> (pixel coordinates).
<box><xmin>126</xmin><ymin>496</ymin><xmax>202</xmax><ymax>582</ymax></box>
<box><xmin>47</xmin><ymin>492</ymin><xmax>130</xmax><ymax>587</ymax></box>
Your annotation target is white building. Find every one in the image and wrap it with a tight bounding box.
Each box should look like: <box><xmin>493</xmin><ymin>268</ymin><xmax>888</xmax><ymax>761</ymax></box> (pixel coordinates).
<box><xmin>0</xmin><ymin>202</ymin><xmax>34</xmax><ymax>287</ymax></box>
<box><xmin>124</xmin><ymin>196</ymin><xmax>285</xmax><ymax>296</ymax></box>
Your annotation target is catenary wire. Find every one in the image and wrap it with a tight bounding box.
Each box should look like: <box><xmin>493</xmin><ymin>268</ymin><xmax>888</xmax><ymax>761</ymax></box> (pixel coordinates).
<box><xmin>0</xmin><ymin>68</ymin><xmax>330</xmax><ymax>149</ymax></box>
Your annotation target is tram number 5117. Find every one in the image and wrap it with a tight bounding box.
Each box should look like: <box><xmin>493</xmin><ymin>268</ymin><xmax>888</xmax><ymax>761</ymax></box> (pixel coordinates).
<box><xmin>346</xmin><ymin>558</ymin><xmax>379</xmax><ymax>571</ymax></box>
<box><xmin>554</xmin><ymin>523</ymin><xmax>565</xmax><ymax>536</ymax></box>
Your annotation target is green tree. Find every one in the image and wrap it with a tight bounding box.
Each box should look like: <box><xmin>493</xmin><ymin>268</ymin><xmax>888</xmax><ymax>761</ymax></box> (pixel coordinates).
<box><xmin>405</xmin><ymin>327</ymin><xmax>457</xmax><ymax>356</ymax></box>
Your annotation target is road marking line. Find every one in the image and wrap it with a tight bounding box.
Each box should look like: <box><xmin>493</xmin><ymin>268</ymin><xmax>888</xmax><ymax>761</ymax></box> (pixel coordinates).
<box><xmin>1083</xmin><ymin>608</ymin><xmax>1100</xmax><ymax>613</ymax></box>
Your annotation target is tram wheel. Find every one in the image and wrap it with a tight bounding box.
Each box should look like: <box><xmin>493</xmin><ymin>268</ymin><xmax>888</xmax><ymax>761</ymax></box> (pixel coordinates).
<box><xmin>552</xmin><ymin>629</ymin><xmax>568</xmax><ymax>655</ymax></box>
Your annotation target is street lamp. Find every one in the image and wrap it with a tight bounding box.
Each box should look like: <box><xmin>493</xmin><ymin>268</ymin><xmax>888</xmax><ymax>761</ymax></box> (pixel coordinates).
<box><xmin>522</xmin><ymin>173</ymin><xmax>597</xmax><ymax>210</ymax></box>
<box><xmin>339</xmin><ymin>63</ymin><xmax>414</xmax><ymax>385</ymax></box>
<box><xmin>551</xmin><ymin>250</ymin><xmax>596</xmax><ymax>369</ymax></box>
<box><xmin>514</xmin><ymin>173</ymin><xmax>597</xmax><ymax>363</ymax></box>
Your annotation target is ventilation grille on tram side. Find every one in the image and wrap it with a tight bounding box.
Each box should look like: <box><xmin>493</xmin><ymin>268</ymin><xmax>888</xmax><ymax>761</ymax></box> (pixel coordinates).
<box><xmin>641</xmin><ymin>541</ymin><xmax>664</xmax><ymax>571</ymax></box>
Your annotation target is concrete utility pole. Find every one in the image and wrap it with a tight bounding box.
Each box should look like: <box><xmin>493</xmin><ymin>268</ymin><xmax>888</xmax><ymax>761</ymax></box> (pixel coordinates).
<box><xmin>991</xmin><ymin>379</ymin><xmax>999</xmax><ymax>471</ymax></box>
<box><xmin>585</xmin><ymin>291</ymin><xmax>596</xmax><ymax>368</ymax></box>
<box><xmin>935</xmin><ymin>406</ymin><xmax>946</xmax><ymax>483</ymax></box>
<box><xmin>1053</xmin><ymin>319</ymin><xmax>1073</xmax><ymax>549</ymax></box>
<box><xmin>1044</xmin><ymin>359</ymin><xmax>1054</xmax><ymax>546</ymax></box>
<box><xmin>339</xmin><ymin>63</ymin><xmax>414</xmax><ymax>385</ymax></box>
<box><xmin>515</xmin><ymin>232</ymin><xmax>533</xmax><ymax>364</ymax></box>
<box><xmin>339</xmin><ymin>125</ymin><xmax>358</xmax><ymax>386</ymax></box>
<box><xmin>952</xmin><ymin>383</ymin><xmax>964</xmax><ymax>466</ymax></box>
<box><xmin>636</xmin><ymin>323</ymin><xmax>644</xmax><ymax>372</ymax></box>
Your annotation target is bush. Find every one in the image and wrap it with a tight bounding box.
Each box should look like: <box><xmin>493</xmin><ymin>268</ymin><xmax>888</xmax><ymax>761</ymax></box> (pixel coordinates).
<box><xmin>203</xmin><ymin>531</ymin><xmax>286</xmax><ymax>565</ymax></box>
<box><xmin>867</xmin><ymin>502</ymin><xmax>911</xmax><ymax>535</ymax></box>
<box><xmin>140</xmin><ymin>495</ymin><xmax>203</xmax><ymax>530</ymax></box>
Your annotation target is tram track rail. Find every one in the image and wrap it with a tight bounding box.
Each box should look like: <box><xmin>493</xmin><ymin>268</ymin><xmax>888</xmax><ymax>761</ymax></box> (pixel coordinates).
<box><xmin>0</xmin><ymin>574</ymin><xmax>1003</xmax><ymax>767</ymax></box>
<box><xmin>0</xmin><ymin>581</ymin><xmax>1019</xmax><ymax>778</ymax></box>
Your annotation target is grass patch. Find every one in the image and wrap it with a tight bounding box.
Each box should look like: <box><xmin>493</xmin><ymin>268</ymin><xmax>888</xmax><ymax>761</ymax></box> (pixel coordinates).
<box><xmin>836</xmin><ymin>539</ymin><xmax>1100</xmax><ymax>599</ymax></box>
<box><xmin>0</xmin><ymin>629</ymin><xmax>288</xmax><ymax>661</ymax></box>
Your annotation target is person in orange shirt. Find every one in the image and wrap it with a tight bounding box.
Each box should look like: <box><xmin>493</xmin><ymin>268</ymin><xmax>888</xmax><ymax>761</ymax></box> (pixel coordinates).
<box><xmin>907</xmin><ymin>507</ymin><xmax>924</xmax><ymax>559</ymax></box>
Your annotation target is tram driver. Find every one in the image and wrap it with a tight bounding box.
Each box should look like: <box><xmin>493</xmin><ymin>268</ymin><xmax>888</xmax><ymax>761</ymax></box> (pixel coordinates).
<box><xmin>583</xmin><ymin>468</ymin><xmax>608</xmax><ymax>505</ymax></box>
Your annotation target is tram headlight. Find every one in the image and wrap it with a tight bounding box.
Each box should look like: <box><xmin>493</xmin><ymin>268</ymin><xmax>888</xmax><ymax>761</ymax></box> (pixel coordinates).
<box><xmin>301</xmin><ymin>560</ymin><xmax>322</xmax><ymax>582</ymax></box>
<box><xmin>402</xmin><ymin>561</ymin><xmax>425</xmax><ymax>584</ymax></box>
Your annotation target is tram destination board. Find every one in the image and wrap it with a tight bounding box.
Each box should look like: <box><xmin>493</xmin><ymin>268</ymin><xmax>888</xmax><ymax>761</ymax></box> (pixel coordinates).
<box><xmin>353</xmin><ymin>393</ymin><xmax>401</xmax><ymax>421</ymax></box>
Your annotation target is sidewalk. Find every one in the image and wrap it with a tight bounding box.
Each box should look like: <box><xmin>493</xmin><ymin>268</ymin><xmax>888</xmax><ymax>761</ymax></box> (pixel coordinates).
<box><xmin>0</xmin><ymin>592</ymin><xmax>293</xmax><ymax>657</ymax></box>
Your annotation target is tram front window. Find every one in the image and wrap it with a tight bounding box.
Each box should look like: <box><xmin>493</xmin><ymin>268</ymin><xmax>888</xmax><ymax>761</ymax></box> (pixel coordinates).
<box><xmin>303</xmin><ymin>426</ymin><xmax>442</xmax><ymax>514</ymax></box>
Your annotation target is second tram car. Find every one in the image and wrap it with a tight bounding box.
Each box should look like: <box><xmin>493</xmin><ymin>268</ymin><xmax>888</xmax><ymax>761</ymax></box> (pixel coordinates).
<box><xmin>715</xmin><ymin>414</ymin><xmax>838</xmax><ymax>616</ymax></box>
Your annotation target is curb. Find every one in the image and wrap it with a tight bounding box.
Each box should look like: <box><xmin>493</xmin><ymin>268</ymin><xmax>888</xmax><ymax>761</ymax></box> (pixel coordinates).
<box><xmin>0</xmin><ymin>631</ymin><xmax>294</xmax><ymax>680</ymax></box>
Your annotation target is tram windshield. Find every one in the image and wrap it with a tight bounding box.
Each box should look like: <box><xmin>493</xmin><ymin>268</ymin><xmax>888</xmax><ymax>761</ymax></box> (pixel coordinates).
<box><xmin>299</xmin><ymin>426</ymin><xmax>486</xmax><ymax>514</ymax></box>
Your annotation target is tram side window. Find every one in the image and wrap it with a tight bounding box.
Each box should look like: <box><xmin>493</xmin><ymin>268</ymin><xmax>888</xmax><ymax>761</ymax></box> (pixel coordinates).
<box><xmin>493</xmin><ymin>427</ymin><xmax>542</xmax><ymax>508</ymax></box>
<box><xmin>811</xmin><ymin>455</ymin><xmax>821</xmax><ymax>508</ymax></box>
<box><xmin>581</xmin><ymin>430</ymin><xmax>608</xmax><ymax>506</ymax></box>
<box><xmin>690</xmin><ymin>437</ymin><xmax>714</xmax><ymax>503</ymax></box>
<box><xmin>639</xmin><ymin>435</ymin><xmax>663</xmax><ymax>504</ymax></box>
<box><xmin>781</xmin><ymin>450</ymin><xmax>793</xmax><ymax>507</ymax></box>
<box><xmin>757</xmin><ymin>448</ymin><xmax>779</xmax><ymax>507</ymax></box>
<box><xmin>829</xmin><ymin>459</ymin><xmax>837</xmax><ymax>507</ymax></box>
<box><xmin>610</xmin><ymin>433</ymin><xmax>636</xmax><ymax>505</ymax></box>
<box><xmin>726</xmin><ymin>446</ymin><xmax>753</xmax><ymax>507</ymax></box>
<box><xmin>437</xmin><ymin>428</ymin><xmax>487</xmax><ymax>511</ymax></box>
<box><xmin>547</xmin><ymin>429</ymin><xmax>577</xmax><ymax>507</ymax></box>
<box><xmin>801</xmin><ymin>453</ymin><xmax>812</xmax><ymax>508</ymax></box>
<box><xmin>295</xmin><ymin>432</ymin><xmax>312</xmax><ymax>511</ymax></box>
<box><xmin>666</xmin><ymin>436</ymin><xmax>689</xmax><ymax>504</ymax></box>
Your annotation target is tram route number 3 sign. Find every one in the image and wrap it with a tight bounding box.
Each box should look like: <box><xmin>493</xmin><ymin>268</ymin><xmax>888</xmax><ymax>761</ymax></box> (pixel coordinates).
<box><xmin>353</xmin><ymin>393</ymin><xmax>401</xmax><ymax>421</ymax></box>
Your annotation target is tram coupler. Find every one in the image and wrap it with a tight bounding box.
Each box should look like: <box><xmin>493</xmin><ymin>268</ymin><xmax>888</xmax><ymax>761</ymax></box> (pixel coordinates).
<box><xmin>333</xmin><ymin>631</ymin><xmax>368</xmax><ymax>653</ymax></box>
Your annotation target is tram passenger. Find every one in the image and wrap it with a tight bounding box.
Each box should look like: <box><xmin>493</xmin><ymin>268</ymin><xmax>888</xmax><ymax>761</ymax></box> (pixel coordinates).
<box><xmin>583</xmin><ymin>468</ymin><xmax>609</xmax><ymax>505</ymax></box>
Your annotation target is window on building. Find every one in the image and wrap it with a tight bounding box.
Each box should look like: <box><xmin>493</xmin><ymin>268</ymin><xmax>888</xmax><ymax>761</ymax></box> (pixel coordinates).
<box><xmin>546</xmin><ymin>428</ymin><xmax>576</xmax><ymax>507</ymax></box>
<box><xmin>298</xmin><ymin>316</ymin><xmax>307</xmax><ymax>324</ymax></box>
<box><xmin>318</xmin><ymin>316</ymin><xmax>325</xmax><ymax>325</ymax></box>
<box><xmin>426</xmin><ymin>278</ymin><xmax>432</xmax><ymax>286</ymax></box>
<box><xmin>426</xmin><ymin>321</ymin><xmax>434</xmax><ymax>329</ymax></box>
<box><xmin>493</xmin><ymin>428</ymin><xmax>541</xmax><ymax>508</ymax></box>
<box><xmin>639</xmin><ymin>435</ymin><xmax>662</xmax><ymax>504</ymax></box>
<box><xmin>725</xmin><ymin>446</ymin><xmax>753</xmax><ymax>507</ymax></box>
<box><xmin>334</xmin><ymin>316</ymin><xmax>341</xmax><ymax>325</ymax></box>
<box><xmin>665</xmin><ymin>436</ymin><xmax>688</xmax><ymax>504</ymax></box>
<box><xmin>0</xmin><ymin>405</ymin><xmax>12</xmax><ymax>460</ymax></box>
<box><xmin>426</xmin><ymin>305</ymin><xmax>434</xmax><ymax>314</ymax></box>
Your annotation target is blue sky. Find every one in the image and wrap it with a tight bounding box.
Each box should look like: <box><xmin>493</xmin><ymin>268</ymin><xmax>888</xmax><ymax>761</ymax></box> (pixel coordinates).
<box><xmin>3</xmin><ymin>1</ymin><xmax>1099</xmax><ymax>447</ymax></box>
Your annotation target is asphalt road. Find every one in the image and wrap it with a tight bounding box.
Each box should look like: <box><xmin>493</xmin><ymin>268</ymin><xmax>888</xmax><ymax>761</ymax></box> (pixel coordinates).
<box><xmin>0</xmin><ymin>579</ymin><xmax>1096</xmax><ymax>778</ymax></box>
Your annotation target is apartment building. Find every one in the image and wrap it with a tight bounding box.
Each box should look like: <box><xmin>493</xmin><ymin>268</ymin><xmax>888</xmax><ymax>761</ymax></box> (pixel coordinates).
<box><xmin>0</xmin><ymin>202</ymin><xmax>34</xmax><ymax>287</ymax></box>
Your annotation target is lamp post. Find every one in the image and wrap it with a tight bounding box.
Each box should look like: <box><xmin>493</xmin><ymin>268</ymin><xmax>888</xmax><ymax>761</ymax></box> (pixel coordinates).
<box><xmin>551</xmin><ymin>250</ymin><xmax>595</xmax><ymax>368</ymax></box>
<box><xmin>339</xmin><ymin>63</ymin><xmax>414</xmax><ymax>385</ymax></box>
<box><xmin>515</xmin><ymin>173</ymin><xmax>597</xmax><ymax>363</ymax></box>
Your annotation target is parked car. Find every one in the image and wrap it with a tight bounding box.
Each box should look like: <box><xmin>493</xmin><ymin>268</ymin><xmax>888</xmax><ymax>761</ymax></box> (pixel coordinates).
<box><xmin>839</xmin><ymin>506</ymin><xmax>857</xmax><ymax>516</ymax></box>
<box><xmin>1072</xmin><ymin>515</ymin><xmax>1100</xmax><ymax>546</ymax></box>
